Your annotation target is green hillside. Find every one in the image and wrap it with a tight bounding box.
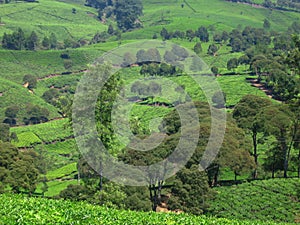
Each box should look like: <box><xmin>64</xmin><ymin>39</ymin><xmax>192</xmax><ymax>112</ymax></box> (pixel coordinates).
<box><xmin>0</xmin><ymin>0</ymin><xmax>105</xmax><ymax>40</ymax></box>
<box><xmin>122</xmin><ymin>0</ymin><xmax>300</xmax><ymax>40</ymax></box>
<box><xmin>0</xmin><ymin>0</ymin><xmax>299</xmax><ymax>224</ymax></box>
<box><xmin>209</xmin><ymin>178</ymin><xmax>300</xmax><ymax>223</ymax></box>
<box><xmin>0</xmin><ymin>77</ymin><xmax>59</xmax><ymax>122</ymax></box>
<box><xmin>0</xmin><ymin>194</ymin><xmax>292</xmax><ymax>225</ymax></box>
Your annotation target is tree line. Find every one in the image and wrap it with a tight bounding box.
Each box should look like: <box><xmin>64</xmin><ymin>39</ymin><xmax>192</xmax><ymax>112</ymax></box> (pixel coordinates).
<box><xmin>2</xmin><ymin>28</ymin><xmax>57</xmax><ymax>50</ymax></box>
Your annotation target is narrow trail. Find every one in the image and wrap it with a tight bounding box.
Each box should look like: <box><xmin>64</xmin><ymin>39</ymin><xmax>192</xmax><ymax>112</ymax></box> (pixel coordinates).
<box><xmin>37</xmin><ymin>69</ymin><xmax>87</xmax><ymax>81</ymax></box>
<box><xmin>13</xmin><ymin>117</ymin><xmax>66</xmax><ymax>128</ymax></box>
<box><xmin>247</xmin><ymin>78</ymin><xmax>282</xmax><ymax>103</ymax></box>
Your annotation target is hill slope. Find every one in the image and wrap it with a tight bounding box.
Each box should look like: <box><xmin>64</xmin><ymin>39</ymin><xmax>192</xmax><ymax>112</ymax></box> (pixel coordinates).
<box><xmin>0</xmin><ymin>194</ymin><xmax>292</xmax><ymax>225</ymax></box>
<box><xmin>0</xmin><ymin>0</ymin><xmax>106</xmax><ymax>40</ymax></box>
<box><xmin>209</xmin><ymin>178</ymin><xmax>300</xmax><ymax>223</ymax></box>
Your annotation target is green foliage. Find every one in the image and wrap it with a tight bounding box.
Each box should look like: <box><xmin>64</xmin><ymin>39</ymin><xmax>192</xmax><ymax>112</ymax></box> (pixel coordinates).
<box><xmin>23</xmin><ymin>74</ymin><xmax>37</xmax><ymax>89</ymax></box>
<box><xmin>0</xmin><ymin>142</ymin><xmax>41</xmax><ymax>194</ymax></box>
<box><xmin>0</xmin><ymin>194</ymin><xmax>291</xmax><ymax>224</ymax></box>
<box><xmin>0</xmin><ymin>123</ymin><xmax>10</xmax><ymax>142</ymax></box>
<box><xmin>46</xmin><ymin>162</ymin><xmax>77</xmax><ymax>180</ymax></box>
<box><xmin>11</xmin><ymin>119</ymin><xmax>72</xmax><ymax>146</ymax></box>
<box><xmin>114</xmin><ymin>0</ymin><xmax>143</xmax><ymax>31</ymax></box>
<box><xmin>209</xmin><ymin>178</ymin><xmax>300</xmax><ymax>223</ymax></box>
<box><xmin>0</xmin><ymin>0</ymin><xmax>106</xmax><ymax>41</ymax></box>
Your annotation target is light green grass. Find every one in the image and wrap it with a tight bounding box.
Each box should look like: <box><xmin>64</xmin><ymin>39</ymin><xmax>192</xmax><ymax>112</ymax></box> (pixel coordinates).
<box><xmin>0</xmin><ymin>77</ymin><xmax>59</xmax><ymax>122</ymax></box>
<box><xmin>11</xmin><ymin>118</ymin><xmax>72</xmax><ymax>145</ymax></box>
<box><xmin>0</xmin><ymin>193</ymin><xmax>292</xmax><ymax>224</ymax></box>
<box><xmin>36</xmin><ymin>179</ymin><xmax>78</xmax><ymax>197</ymax></box>
<box><xmin>209</xmin><ymin>178</ymin><xmax>300</xmax><ymax>223</ymax></box>
<box><xmin>122</xmin><ymin>0</ymin><xmax>300</xmax><ymax>40</ymax></box>
<box><xmin>46</xmin><ymin>162</ymin><xmax>77</xmax><ymax>180</ymax></box>
<box><xmin>12</xmin><ymin>131</ymin><xmax>42</xmax><ymax>148</ymax></box>
<box><xmin>42</xmin><ymin>139</ymin><xmax>77</xmax><ymax>155</ymax></box>
<box><xmin>0</xmin><ymin>0</ymin><xmax>106</xmax><ymax>40</ymax></box>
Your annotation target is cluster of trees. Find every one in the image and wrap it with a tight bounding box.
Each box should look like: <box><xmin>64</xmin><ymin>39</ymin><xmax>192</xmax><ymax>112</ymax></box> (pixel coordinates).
<box><xmin>62</xmin><ymin>63</ymin><xmax>257</xmax><ymax>214</ymax></box>
<box><xmin>221</xmin><ymin>35</ymin><xmax>300</xmax><ymax>102</ymax></box>
<box><xmin>0</xmin><ymin>124</ymin><xmax>45</xmax><ymax>195</ymax></box>
<box><xmin>159</xmin><ymin>26</ymin><xmax>209</xmax><ymax>42</ymax></box>
<box><xmin>22</xmin><ymin>104</ymin><xmax>49</xmax><ymax>125</ymax></box>
<box><xmin>86</xmin><ymin>0</ymin><xmax>143</xmax><ymax>31</ymax></box>
<box><xmin>3</xmin><ymin>103</ymin><xmax>49</xmax><ymax>126</ymax></box>
<box><xmin>130</xmin><ymin>81</ymin><xmax>162</xmax><ymax>96</ymax></box>
<box><xmin>62</xmin><ymin>98</ymin><xmax>256</xmax><ymax>213</ymax></box>
<box><xmin>139</xmin><ymin>63</ymin><xmax>180</xmax><ymax>77</ymax></box>
<box><xmin>121</xmin><ymin>45</ymin><xmax>189</xmax><ymax>71</ymax></box>
<box><xmin>233</xmin><ymin>94</ymin><xmax>300</xmax><ymax>179</ymax></box>
<box><xmin>2</xmin><ymin>28</ymin><xmax>58</xmax><ymax>50</ymax></box>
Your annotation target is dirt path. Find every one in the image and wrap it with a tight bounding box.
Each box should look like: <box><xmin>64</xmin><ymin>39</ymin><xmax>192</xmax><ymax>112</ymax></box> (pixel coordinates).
<box><xmin>37</xmin><ymin>69</ymin><xmax>87</xmax><ymax>81</ymax></box>
<box><xmin>247</xmin><ymin>78</ymin><xmax>282</xmax><ymax>102</ymax></box>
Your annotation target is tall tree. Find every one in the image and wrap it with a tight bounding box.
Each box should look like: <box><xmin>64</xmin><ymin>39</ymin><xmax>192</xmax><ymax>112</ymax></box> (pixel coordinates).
<box><xmin>258</xmin><ymin>105</ymin><xmax>295</xmax><ymax>178</ymax></box>
<box><xmin>233</xmin><ymin>95</ymin><xmax>272</xmax><ymax>178</ymax></box>
<box><xmin>114</xmin><ymin>0</ymin><xmax>143</xmax><ymax>31</ymax></box>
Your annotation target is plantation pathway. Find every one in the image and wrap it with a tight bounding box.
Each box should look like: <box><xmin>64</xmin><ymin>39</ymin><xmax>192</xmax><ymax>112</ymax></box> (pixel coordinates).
<box><xmin>247</xmin><ymin>78</ymin><xmax>282</xmax><ymax>102</ymax></box>
<box><xmin>13</xmin><ymin>117</ymin><xmax>65</xmax><ymax>128</ymax></box>
<box><xmin>37</xmin><ymin>69</ymin><xmax>88</xmax><ymax>81</ymax></box>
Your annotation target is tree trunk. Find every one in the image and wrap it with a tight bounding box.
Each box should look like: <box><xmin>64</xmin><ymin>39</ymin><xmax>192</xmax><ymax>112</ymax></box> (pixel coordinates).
<box><xmin>298</xmin><ymin>149</ymin><xmax>300</xmax><ymax>178</ymax></box>
<box><xmin>281</xmin><ymin>132</ymin><xmax>289</xmax><ymax>178</ymax></box>
<box><xmin>99</xmin><ymin>170</ymin><xmax>103</xmax><ymax>191</ymax></box>
<box><xmin>213</xmin><ymin>165</ymin><xmax>219</xmax><ymax>186</ymax></box>
<box><xmin>252</xmin><ymin>131</ymin><xmax>258</xmax><ymax>179</ymax></box>
<box><xmin>77</xmin><ymin>164</ymin><xmax>80</xmax><ymax>185</ymax></box>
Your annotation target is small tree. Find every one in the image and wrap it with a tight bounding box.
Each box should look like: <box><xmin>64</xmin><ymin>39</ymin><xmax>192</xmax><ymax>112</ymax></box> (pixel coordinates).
<box><xmin>211</xmin><ymin>66</ymin><xmax>218</xmax><ymax>75</ymax></box>
<box><xmin>23</xmin><ymin>74</ymin><xmax>37</xmax><ymax>90</ymax></box>
<box><xmin>3</xmin><ymin>105</ymin><xmax>19</xmax><ymax>126</ymax></box>
<box><xmin>42</xmin><ymin>36</ymin><xmax>50</xmax><ymax>49</ymax></box>
<box><xmin>263</xmin><ymin>19</ymin><xmax>271</xmax><ymax>30</ymax></box>
<box><xmin>193</xmin><ymin>42</ymin><xmax>202</xmax><ymax>55</ymax></box>
<box><xmin>207</xmin><ymin>44</ymin><xmax>218</xmax><ymax>56</ymax></box>
<box><xmin>26</xmin><ymin>31</ymin><xmax>38</xmax><ymax>50</ymax></box>
<box><xmin>227</xmin><ymin>58</ymin><xmax>238</xmax><ymax>72</ymax></box>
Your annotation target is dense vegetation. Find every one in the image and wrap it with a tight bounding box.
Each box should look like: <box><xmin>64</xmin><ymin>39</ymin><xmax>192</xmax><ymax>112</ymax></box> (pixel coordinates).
<box><xmin>0</xmin><ymin>194</ymin><xmax>293</xmax><ymax>225</ymax></box>
<box><xmin>0</xmin><ymin>0</ymin><xmax>299</xmax><ymax>224</ymax></box>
